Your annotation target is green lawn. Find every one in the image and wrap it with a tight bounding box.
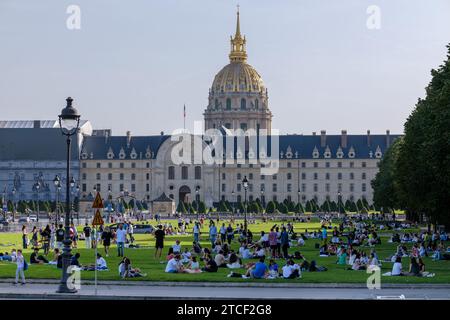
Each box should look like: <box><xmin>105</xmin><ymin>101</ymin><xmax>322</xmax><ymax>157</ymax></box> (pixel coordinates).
<box><xmin>0</xmin><ymin>219</ymin><xmax>449</xmax><ymax>284</ymax></box>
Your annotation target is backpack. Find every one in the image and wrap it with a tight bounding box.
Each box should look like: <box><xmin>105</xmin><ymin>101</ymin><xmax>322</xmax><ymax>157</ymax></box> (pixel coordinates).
<box><xmin>23</xmin><ymin>260</ymin><xmax>28</xmax><ymax>271</ymax></box>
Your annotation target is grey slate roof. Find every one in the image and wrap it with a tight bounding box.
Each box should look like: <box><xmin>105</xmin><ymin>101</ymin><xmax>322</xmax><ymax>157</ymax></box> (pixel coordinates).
<box><xmin>80</xmin><ymin>135</ymin><xmax>170</xmax><ymax>160</ymax></box>
<box><xmin>0</xmin><ymin>128</ymin><xmax>81</xmax><ymax>161</ymax></box>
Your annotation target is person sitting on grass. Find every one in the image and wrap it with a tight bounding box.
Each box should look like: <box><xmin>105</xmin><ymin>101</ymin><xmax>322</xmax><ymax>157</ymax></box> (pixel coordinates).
<box><xmin>30</xmin><ymin>248</ymin><xmax>49</xmax><ymax>264</ymax></box>
<box><xmin>268</xmin><ymin>259</ymin><xmax>279</xmax><ymax>278</ymax></box>
<box><xmin>181</xmin><ymin>247</ymin><xmax>192</xmax><ymax>264</ymax></box>
<box><xmin>96</xmin><ymin>253</ymin><xmax>108</xmax><ymax>270</ymax></box>
<box><xmin>319</xmin><ymin>244</ymin><xmax>329</xmax><ymax>257</ymax></box>
<box><xmin>48</xmin><ymin>248</ymin><xmax>60</xmax><ymax>265</ymax></box>
<box><xmin>252</xmin><ymin>245</ymin><xmax>265</xmax><ymax>259</ymax></box>
<box><xmin>214</xmin><ymin>250</ymin><xmax>227</xmax><ymax>268</ymax></box>
<box><xmin>350</xmin><ymin>253</ymin><xmax>366</xmax><ymax>271</ymax></box>
<box><xmin>70</xmin><ymin>252</ymin><xmax>82</xmax><ymax>268</ymax></box>
<box><xmin>391</xmin><ymin>256</ymin><xmax>404</xmax><ymax>276</ymax></box>
<box><xmin>185</xmin><ymin>256</ymin><xmax>201</xmax><ymax>273</ymax></box>
<box><xmin>281</xmin><ymin>259</ymin><xmax>301</xmax><ymax>279</ymax></box>
<box><xmin>191</xmin><ymin>241</ymin><xmax>202</xmax><ymax>256</ymax></box>
<box><xmin>226</xmin><ymin>252</ymin><xmax>242</xmax><ymax>269</ymax></box>
<box><xmin>406</xmin><ymin>257</ymin><xmax>422</xmax><ymax>277</ymax></box>
<box><xmin>172</xmin><ymin>240</ymin><xmax>182</xmax><ymax>254</ymax></box>
<box><xmin>165</xmin><ymin>254</ymin><xmax>183</xmax><ymax>273</ymax></box>
<box><xmin>202</xmin><ymin>254</ymin><xmax>218</xmax><ymax>273</ymax></box>
<box><xmin>243</xmin><ymin>256</ymin><xmax>268</xmax><ymax>279</ymax></box>
<box><xmin>166</xmin><ymin>247</ymin><xmax>175</xmax><ymax>261</ymax></box>
<box><xmin>308</xmin><ymin>260</ymin><xmax>327</xmax><ymax>272</ymax></box>
<box><xmin>213</xmin><ymin>240</ymin><xmax>222</xmax><ymax>254</ymax></box>
<box><xmin>119</xmin><ymin>257</ymin><xmax>146</xmax><ymax>278</ymax></box>
<box><xmin>337</xmin><ymin>248</ymin><xmax>348</xmax><ymax>265</ymax></box>
<box><xmin>291</xmin><ymin>251</ymin><xmax>305</xmax><ymax>261</ymax></box>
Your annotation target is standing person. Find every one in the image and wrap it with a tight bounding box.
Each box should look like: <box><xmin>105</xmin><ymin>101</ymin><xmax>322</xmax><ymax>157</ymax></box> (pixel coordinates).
<box><xmin>83</xmin><ymin>223</ymin><xmax>92</xmax><ymax>249</ymax></box>
<box><xmin>269</xmin><ymin>228</ymin><xmax>278</xmax><ymax>258</ymax></box>
<box><xmin>55</xmin><ymin>224</ymin><xmax>65</xmax><ymax>249</ymax></box>
<box><xmin>116</xmin><ymin>224</ymin><xmax>127</xmax><ymax>257</ymax></box>
<box><xmin>50</xmin><ymin>224</ymin><xmax>56</xmax><ymax>250</ymax></box>
<box><xmin>193</xmin><ymin>222</ymin><xmax>200</xmax><ymax>243</ymax></box>
<box><xmin>69</xmin><ymin>223</ymin><xmax>78</xmax><ymax>249</ymax></box>
<box><xmin>154</xmin><ymin>224</ymin><xmax>165</xmax><ymax>260</ymax></box>
<box><xmin>280</xmin><ymin>227</ymin><xmax>290</xmax><ymax>259</ymax></box>
<box><xmin>21</xmin><ymin>225</ymin><xmax>28</xmax><ymax>249</ymax></box>
<box><xmin>31</xmin><ymin>226</ymin><xmax>38</xmax><ymax>248</ymax></box>
<box><xmin>220</xmin><ymin>223</ymin><xmax>226</xmax><ymax>243</ymax></box>
<box><xmin>276</xmin><ymin>227</ymin><xmax>282</xmax><ymax>258</ymax></box>
<box><xmin>14</xmin><ymin>249</ymin><xmax>26</xmax><ymax>285</ymax></box>
<box><xmin>101</xmin><ymin>226</ymin><xmax>113</xmax><ymax>257</ymax></box>
<box><xmin>127</xmin><ymin>222</ymin><xmax>135</xmax><ymax>244</ymax></box>
<box><xmin>41</xmin><ymin>225</ymin><xmax>51</xmax><ymax>255</ymax></box>
<box><xmin>209</xmin><ymin>222</ymin><xmax>217</xmax><ymax>247</ymax></box>
<box><xmin>226</xmin><ymin>224</ymin><xmax>234</xmax><ymax>244</ymax></box>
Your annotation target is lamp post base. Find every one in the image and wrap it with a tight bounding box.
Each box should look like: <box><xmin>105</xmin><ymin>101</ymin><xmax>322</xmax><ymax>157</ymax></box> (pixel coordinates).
<box><xmin>56</xmin><ymin>285</ymin><xmax>77</xmax><ymax>294</ymax></box>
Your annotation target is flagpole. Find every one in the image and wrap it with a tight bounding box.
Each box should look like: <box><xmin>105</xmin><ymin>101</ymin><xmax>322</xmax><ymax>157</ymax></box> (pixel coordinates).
<box><xmin>183</xmin><ymin>104</ymin><xmax>186</xmax><ymax>131</ymax></box>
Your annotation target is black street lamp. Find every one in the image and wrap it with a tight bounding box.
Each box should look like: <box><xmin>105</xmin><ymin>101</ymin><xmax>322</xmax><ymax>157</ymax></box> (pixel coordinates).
<box><xmin>338</xmin><ymin>191</ymin><xmax>342</xmax><ymax>217</ymax></box>
<box><xmin>260</xmin><ymin>190</ymin><xmax>265</xmax><ymax>214</ymax></box>
<box><xmin>57</xmin><ymin>96</ymin><xmax>80</xmax><ymax>294</ymax></box>
<box><xmin>75</xmin><ymin>184</ymin><xmax>80</xmax><ymax>225</ymax></box>
<box><xmin>69</xmin><ymin>177</ymin><xmax>75</xmax><ymax>225</ymax></box>
<box><xmin>242</xmin><ymin>176</ymin><xmax>248</xmax><ymax>235</ymax></box>
<box><xmin>53</xmin><ymin>175</ymin><xmax>61</xmax><ymax>224</ymax></box>
<box><xmin>35</xmin><ymin>182</ymin><xmax>40</xmax><ymax>222</ymax></box>
<box><xmin>195</xmin><ymin>186</ymin><xmax>200</xmax><ymax>221</ymax></box>
<box><xmin>107</xmin><ymin>185</ymin><xmax>112</xmax><ymax>223</ymax></box>
<box><xmin>231</xmin><ymin>190</ymin><xmax>235</xmax><ymax>215</ymax></box>
<box><xmin>11</xmin><ymin>187</ymin><xmax>16</xmax><ymax>222</ymax></box>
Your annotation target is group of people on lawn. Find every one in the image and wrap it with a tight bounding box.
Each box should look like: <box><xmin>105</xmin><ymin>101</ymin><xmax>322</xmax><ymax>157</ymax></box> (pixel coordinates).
<box><xmin>162</xmin><ymin>221</ymin><xmax>327</xmax><ymax>279</ymax></box>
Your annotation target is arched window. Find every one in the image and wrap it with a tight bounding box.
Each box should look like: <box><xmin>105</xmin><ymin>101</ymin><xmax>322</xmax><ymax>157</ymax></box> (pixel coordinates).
<box><xmin>195</xmin><ymin>166</ymin><xmax>201</xmax><ymax>180</ymax></box>
<box><xmin>255</xmin><ymin>99</ymin><xmax>259</xmax><ymax>109</ymax></box>
<box><xmin>168</xmin><ymin>166</ymin><xmax>175</xmax><ymax>180</ymax></box>
<box><xmin>240</xmin><ymin>98</ymin><xmax>246</xmax><ymax>110</ymax></box>
<box><xmin>226</xmin><ymin>98</ymin><xmax>231</xmax><ymax>110</ymax></box>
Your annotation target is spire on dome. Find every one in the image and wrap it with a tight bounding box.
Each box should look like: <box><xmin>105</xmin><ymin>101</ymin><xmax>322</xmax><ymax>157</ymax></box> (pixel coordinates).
<box><xmin>229</xmin><ymin>6</ymin><xmax>247</xmax><ymax>63</ymax></box>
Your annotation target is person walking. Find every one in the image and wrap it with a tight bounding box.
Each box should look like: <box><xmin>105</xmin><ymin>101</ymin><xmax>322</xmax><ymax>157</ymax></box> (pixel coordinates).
<box><xmin>193</xmin><ymin>222</ymin><xmax>200</xmax><ymax>243</ymax></box>
<box><xmin>116</xmin><ymin>223</ymin><xmax>127</xmax><ymax>257</ymax></box>
<box><xmin>154</xmin><ymin>224</ymin><xmax>165</xmax><ymax>261</ymax></box>
<box><xmin>14</xmin><ymin>249</ymin><xmax>26</xmax><ymax>285</ymax></box>
<box><xmin>280</xmin><ymin>227</ymin><xmax>290</xmax><ymax>259</ymax></box>
<box><xmin>21</xmin><ymin>225</ymin><xmax>28</xmax><ymax>249</ymax></box>
<box><xmin>209</xmin><ymin>222</ymin><xmax>217</xmax><ymax>247</ymax></box>
<box><xmin>83</xmin><ymin>223</ymin><xmax>92</xmax><ymax>249</ymax></box>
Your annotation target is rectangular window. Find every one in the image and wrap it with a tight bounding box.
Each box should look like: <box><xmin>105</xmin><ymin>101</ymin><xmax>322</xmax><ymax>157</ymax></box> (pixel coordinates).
<box><xmin>120</xmin><ymin>163</ymin><xmax>124</xmax><ymax>169</ymax></box>
<box><xmin>302</xmin><ymin>162</ymin><xmax>306</xmax><ymax>168</ymax></box>
<box><xmin>146</xmin><ymin>173</ymin><xmax>150</xmax><ymax>180</ymax></box>
<box><xmin>146</xmin><ymin>162</ymin><xmax>150</xmax><ymax>168</ymax></box>
<box><xmin>249</xmin><ymin>173</ymin><xmax>253</xmax><ymax>180</ymax></box>
<box><xmin>82</xmin><ymin>173</ymin><xmax>87</xmax><ymax>180</ymax></box>
<box><xmin>120</xmin><ymin>173</ymin><xmax>124</xmax><ymax>180</ymax></box>
<box><xmin>96</xmin><ymin>162</ymin><xmax>101</xmax><ymax>168</ymax></box>
<box><xmin>108</xmin><ymin>163</ymin><xmax>112</xmax><ymax>169</ymax></box>
<box><xmin>249</xmin><ymin>184</ymin><xmax>253</xmax><ymax>192</ymax></box>
<box><xmin>287</xmin><ymin>184</ymin><xmax>292</xmax><ymax>192</ymax></box>
<box><xmin>272</xmin><ymin>184</ymin><xmax>277</xmax><ymax>192</ymax></box>
<box><xmin>237</xmin><ymin>184</ymin><xmax>241</xmax><ymax>192</ymax></box>
<box><xmin>222</xmin><ymin>184</ymin><xmax>226</xmax><ymax>192</ymax></box>
<box><xmin>314</xmin><ymin>162</ymin><xmax>318</xmax><ymax>168</ymax></box>
<box><xmin>350</xmin><ymin>183</ymin><xmax>354</xmax><ymax>192</ymax></box>
<box><xmin>350</xmin><ymin>172</ymin><xmax>354</xmax><ymax>180</ymax></box>
<box><xmin>260</xmin><ymin>175</ymin><xmax>265</xmax><ymax>180</ymax></box>
<box><xmin>362</xmin><ymin>162</ymin><xmax>367</xmax><ymax>168</ymax></box>
<box><xmin>108</xmin><ymin>173</ymin><xmax>112</xmax><ymax>180</ymax></box>
<box><xmin>146</xmin><ymin>184</ymin><xmax>150</xmax><ymax>192</ymax></box>
<box><xmin>222</xmin><ymin>173</ymin><xmax>226</xmax><ymax>180</ymax></box>
<box><xmin>131</xmin><ymin>163</ymin><xmax>136</xmax><ymax>169</ymax></box>
<box><xmin>350</xmin><ymin>162</ymin><xmax>354</xmax><ymax>168</ymax></box>
<box><xmin>325</xmin><ymin>183</ymin><xmax>330</xmax><ymax>192</ymax></box>
<box><xmin>338</xmin><ymin>162</ymin><xmax>342</xmax><ymax>168</ymax></box>
<box><xmin>82</xmin><ymin>184</ymin><xmax>86</xmax><ymax>192</ymax></box>
<box><xmin>301</xmin><ymin>183</ymin><xmax>306</xmax><ymax>192</ymax></box>
<box><xmin>182</xmin><ymin>166</ymin><xmax>188</xmax><ymax>180</ymax></box>
<box><xmin>287</xmin><ymin>162</ymin><xmax>292</xmax><ymax>168</ymax></box>
<box><xmin>313</xmin><ymin>184</ymin><xmax>318</xmax><ymax>192</ymax></box>
<box><xmin>96</xmin><ymin>184</ymin><xmax>101</xmax><ymax>192</ymax></box>
<box><xmin>326</xmin><ymin>173</ymin><xmax>330</xmax><ymax>180</ymax></box>
<box><xmin>195</xmin><ymin>166</ymin><xmax>201</xmax><ymax>180</ymax></box>
<box><xmin>362</xmin><ymin>183</ymin><xmax>366</xmax><ymax>192</ymax></box>
<box><xmin>260</xmin><ymin>184</ymin><xmax>265</xmax><ymax>191</ymax></box>
<box><xmin>120</xmin><ymin>184</ymin><xmax>124</xmax><ymax>192</ymax></box>
<box><xmin>301</xmin><ymin>173</ymin><xmax>306</xmax><ymax>180</ymax></box>
<box><xmin>362</xmin><ymin>172</ymin><xmax>366</xmax><ymax>180</ymax></box>
<box><xmin>326</xmin><ymin>162</ymin><xmax>330</xmax><ymax>168</ymax></box>
<box><xmin>273</xmin><ymin>174</ymin><xmax>277</xmax><ymax>180</ymax></box>
<box><xmin>131</xmin><ymin>184</ymin><xmax>136</xmax><ymax>192</ymax></box>
<box><xmin>313</xmin><ymin>173</ymin><xmax>318</xmax><ymax>180</ymax></box>
<box><xmin>338</xmin><ymin>173</ymin><xmax>342</xmax><ymax>180</ymax></box>
<box><xmin>96</xmin><ymin>173</ymin><xmax>101</xmax><ymax>180</ymax></box>
<box><xmin>82</xmin><ymin>163</ymin><xmax>87</xmax><ymax>168</ymax></box>
<box><xmin>338</xmin><ymin>183</ymin><xmax>342</xmax><ymax>192</ymax></box>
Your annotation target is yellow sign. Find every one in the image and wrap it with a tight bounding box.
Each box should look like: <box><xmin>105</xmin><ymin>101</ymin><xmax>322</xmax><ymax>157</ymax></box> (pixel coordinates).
<box><xmin>92</xmin><ymin>192</ymin><xmax>104</xmax><ymax>209</ymax></box>
<box><xmin>92</xmin><ymin>209</ymin><xmax>104</xmax><ymax>226</ymax></box>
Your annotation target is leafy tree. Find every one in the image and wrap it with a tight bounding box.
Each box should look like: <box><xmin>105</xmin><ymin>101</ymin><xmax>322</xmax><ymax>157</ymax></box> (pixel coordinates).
<box><xmin>176</xmin><ymin>201</ymin><xmax>187</xmax><ymax>213</ymax></box>
<box><xmin>265</xmin><ymin>201</ymin><xmax>276</xmax><ymax>214</ymax></box>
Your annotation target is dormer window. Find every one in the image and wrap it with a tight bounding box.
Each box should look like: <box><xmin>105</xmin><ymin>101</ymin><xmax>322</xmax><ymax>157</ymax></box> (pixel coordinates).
<box><xmin>336</xmin><ymin>147</ymin><xmax>344</xmax><ymax>159</ymax></box>
<box><xmin>324</xmin><ymin>146</ymin><xmax>331</xmax><ymax>159</ymax></box>
<box><xmin>119</xmin><ymin>147</ymin><xmax>126</xmax><ymax>160</ymax></box>
<box><xmin>130</xmin><ymin>148</ymin><xmax>137</xmax><ymax>160</ymax></box>
<box><xmin>312</xmin><ymin>146</ymin><xmax>319</xmax><ymax>159</ymax></box>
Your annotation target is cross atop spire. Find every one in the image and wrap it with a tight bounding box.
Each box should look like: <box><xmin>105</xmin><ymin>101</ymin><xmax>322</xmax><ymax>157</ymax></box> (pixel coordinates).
<box><xmin>229</xmin><ymin>6</ymin><xmax>247</xmax><ymax>63</ymax></box>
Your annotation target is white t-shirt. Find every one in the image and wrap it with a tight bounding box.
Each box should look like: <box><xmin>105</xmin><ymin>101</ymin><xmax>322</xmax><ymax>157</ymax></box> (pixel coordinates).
<box><xmin>282</xmin><ymin>265</ymin><xmax>294</xmax><ymax>278</ymax></box>
<box><xmin>97</xmin><ymin>257</ymin><xmax>107</xmax><ymax>269</ymax></box>
<box><xmin>172</xmin><ymin>244</ymin><xmax>181</xmax><ymax>253</ymax></box>
<box><xmin>242</xmin><ymin>249</ymin><xmax>252</xmax><ymax>259</ymax></box>
<box><xmin>165</xmin><ymin>258</ymin><xmax>180</xmax><ymax>273</ymax></box>
<box><xmin>116</xmin><ymin>229</ymin><xmax>127</xmax><ymax>243</ymax></box>
<box><xmin>392</xmin><ymin>262</ymin><xmax>402</xmax><ymax>275</ymax></box>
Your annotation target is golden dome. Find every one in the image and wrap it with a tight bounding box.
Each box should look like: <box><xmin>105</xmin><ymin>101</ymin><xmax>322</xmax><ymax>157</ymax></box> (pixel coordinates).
<box><xmin>211</xmin><ymin>8</ymin><xmax>265</xmax><ymax>94</ymax></box>
<box><xmin>211</xmin><ymin>62</ymin><xmax>265</xmax><ymax>93</ymax></box>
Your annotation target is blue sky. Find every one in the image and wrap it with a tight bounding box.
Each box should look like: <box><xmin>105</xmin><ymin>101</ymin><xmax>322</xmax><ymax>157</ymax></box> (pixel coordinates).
<box><xmin>0</xmin><ymin>0</ymin><xmax>449</xmax><ymax>135</ymax></box>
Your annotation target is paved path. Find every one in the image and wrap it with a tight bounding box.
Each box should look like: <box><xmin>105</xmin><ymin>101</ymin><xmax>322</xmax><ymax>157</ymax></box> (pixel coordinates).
<box><xmin>0</xmin><ymin>282</ymin><xmax>449</xmax><ymax>300</ymax></box>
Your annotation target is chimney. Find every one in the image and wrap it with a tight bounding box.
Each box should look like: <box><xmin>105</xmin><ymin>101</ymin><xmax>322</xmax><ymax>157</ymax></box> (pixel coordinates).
<box><xmin>312</xmin><ymin>131</ymin><xmax>316</xmax><ymax>136</ymax></box>
<box><xmin>320</xmin><ymin>130</ymin><xmax>326</xmax><ymax>147</ymax></box>
<box><xmin>367</xmin><ymin>130</ymin><xmax>371</xmax><ymax>147</ymax></box>
<box><xmin>105</xmin><ymin>130</ymin><xmax>109</xmax><ymax>143</ymax></box>
<box><xmin>160</xmin><ymin>131</ymin><xmax>164</xmax><ymax>136</ymax></box>
<box><xmin>341</xmin><ymin>130</ymin><xmax>347</xmax><ymax>148</ymax></box>
<box><xmin>126</xmin><ymin>131</ymin><xmax>131</xmax><ymax>147</ymax></box>
<box><xmin>386</xmin><ymin>130</ymin><xmax>391</xmax><ymax>147</ymax></box>
<box><xmin>34</xmin><ymin>120</ymin><xmax>40</xmax><ymax>129</ymax></box>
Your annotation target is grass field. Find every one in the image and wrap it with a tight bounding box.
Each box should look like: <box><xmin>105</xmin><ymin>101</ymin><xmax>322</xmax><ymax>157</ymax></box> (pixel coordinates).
<box><xmin>0</xmin><ymin>219</ymin><xmax>449</xmax><ymax>284</ymax></box>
